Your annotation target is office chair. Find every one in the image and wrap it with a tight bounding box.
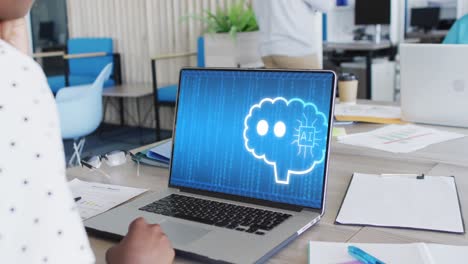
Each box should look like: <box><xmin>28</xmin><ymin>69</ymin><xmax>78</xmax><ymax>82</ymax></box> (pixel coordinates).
<box><xmin>151</xmin><ymin>36</ymin><xmax>205</xmax><ymax>141</ymax></box>
<box><xmin>443</xmin><ymin>14</ymin><xmax>468</xmax><ymax>44</ymax></box>
<box><xmin>56</xmin><ymin>63</ymin><xmax>113</xmax><ymax>166</ymax></box>
<box><xmin>48</xmin><ymin>38</ymin><xmax>121</xmax><ymax>93</ymax></box>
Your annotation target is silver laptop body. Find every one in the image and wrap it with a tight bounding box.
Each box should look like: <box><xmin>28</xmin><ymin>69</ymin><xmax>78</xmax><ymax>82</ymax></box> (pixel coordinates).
<box><xmin>85</xmin><ymin>68</ymin><xmax>337</xmax><ymax>263</ymax></box>
<box><xmin>400</xmin><ymin>44</ymin><xmax>468</xmax><ymax>127</ymax></box>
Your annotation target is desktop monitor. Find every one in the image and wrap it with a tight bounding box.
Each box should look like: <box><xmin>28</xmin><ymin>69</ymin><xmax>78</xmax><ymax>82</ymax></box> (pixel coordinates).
<box><xmin>39</xmin><ymin>21</ymin><xmax>55</xmax><ymax>41</ymax></box>
<box><xmin>355</xmin><ymin>0</ymin><xmax>391</xmax><ymax>25</ymax></box>
<box><xmin>410</xmin><ymin>7</ymin><xmax>441</xmax><ymax>31</ymax></box>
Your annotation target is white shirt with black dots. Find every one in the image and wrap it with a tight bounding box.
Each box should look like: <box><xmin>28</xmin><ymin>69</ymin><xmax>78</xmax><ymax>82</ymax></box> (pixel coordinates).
<box><xmin>0</xmin><ymin>39</ymin><xmax>95</xmax><ymax>263</ymax></box>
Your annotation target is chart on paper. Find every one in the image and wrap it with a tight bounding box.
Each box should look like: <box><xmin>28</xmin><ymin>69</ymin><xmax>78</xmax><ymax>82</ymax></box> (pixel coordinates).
<box><xmin>337</xmin><ymin>124</ymin><xmax>465</xmax><ymax>153</ymax></box>
<box><xmin>375</xmin><ymin>127</ymin><xmax>432</xmax><ymax>145</ymax></box>
<box><xmin>69</xmin><ymin>179</ymin><xmax>147</xmax><ymax>220</ymax></box>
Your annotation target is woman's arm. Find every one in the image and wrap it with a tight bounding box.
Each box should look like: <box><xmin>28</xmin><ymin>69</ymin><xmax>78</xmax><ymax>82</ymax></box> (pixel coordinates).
<box><xmin>0</xmin><ymin>17</ymin><xmax>29</xmax><ymax>54</ymax></box>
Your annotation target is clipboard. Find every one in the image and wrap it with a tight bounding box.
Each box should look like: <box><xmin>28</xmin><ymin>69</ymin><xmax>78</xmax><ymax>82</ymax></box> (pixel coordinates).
<box><xmin>335</xmin><ymin>173</ymin><xmax>465</xmax><ymax>234</ymax></box>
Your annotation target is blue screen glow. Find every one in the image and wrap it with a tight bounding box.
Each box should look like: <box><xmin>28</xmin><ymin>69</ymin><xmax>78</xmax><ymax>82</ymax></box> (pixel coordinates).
<box><xmin>169</xmin><ymin>69</ymin><xmax>335</xmax><ymax>209</ymax></box>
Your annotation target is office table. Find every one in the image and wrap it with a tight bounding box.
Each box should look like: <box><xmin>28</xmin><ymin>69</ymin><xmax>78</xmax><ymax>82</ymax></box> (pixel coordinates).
<box><xmin>103</xmin><ymin>83</ymin><xmax>153</xmax><ymax>127</ymax></box>
<box><xmin>406</xmin><ymin>30</ymin><xmax>449</xmax><ymax>43</ymax></box>
<box><xmin>67</xmin><ymin>117</ymin><xmax>468</xmax><ymax>263</ymax></box>
<box><xmin>101</xmin><ymin>83</ymin><xmax>155</xmax><ymax>144</ymax></box>
<box><xmin>323</xmin><ymin>41</ymin><xmax>396</xmax><ymax>100</ymax></box>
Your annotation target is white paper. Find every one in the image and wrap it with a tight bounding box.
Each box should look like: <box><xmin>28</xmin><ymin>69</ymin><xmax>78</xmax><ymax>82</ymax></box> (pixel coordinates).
<box><xmin>308</xmin><ymin>241</ymin><xmax>468</xmax><ymax>264</ymax></box>
<box><xmin>426</xmin><ymin>244</ymin><xmax>468</xmax><ymax>263</ymax></box>
<box><xmin>334</xmin><ymin>104</ymin><xmax>401</xmax><ymax>119</ymax></box>
<box><xmin>69</xmin><ymin>179</ymin><xmax>147</xmax><ymax>220</ymax></box>
<box><xmin>337</xmin><ymin>124</ymin><xmax>465</xmax><ymax>153</ymax></box>
<box><xmin>309</xmin><ymin>241</ymin><xmax>426</xmax><ymax>264</ymax></box>
<box><xmin>336</xmin><ymin>173</ymin><xmax>464</xmax><ymax>233</ymax></box>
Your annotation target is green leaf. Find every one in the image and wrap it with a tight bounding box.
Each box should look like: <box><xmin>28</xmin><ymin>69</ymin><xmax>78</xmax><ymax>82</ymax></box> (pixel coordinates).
<box><xmin>182</xmin><ymin>0</ymin><xmax>258</xmax><ymax>37</ymax></box>
<box><xmin>229</xmin><ymin>25</ymin><xmax>238</xmax><ymax>39</ymax></box>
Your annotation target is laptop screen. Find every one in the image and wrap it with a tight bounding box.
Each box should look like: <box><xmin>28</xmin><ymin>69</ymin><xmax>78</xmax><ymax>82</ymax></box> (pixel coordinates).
<box><xmin>169</xmin><ymin>69</ymin><xmax>335</xmax><ymax>210</ymax></box>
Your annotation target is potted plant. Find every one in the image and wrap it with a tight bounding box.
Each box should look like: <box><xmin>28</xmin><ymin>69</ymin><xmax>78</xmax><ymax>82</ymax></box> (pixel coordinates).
<box><xmin>188</xmin><ymin>0</ymin><xmax>263</xmax><ymax>67</ymax></box>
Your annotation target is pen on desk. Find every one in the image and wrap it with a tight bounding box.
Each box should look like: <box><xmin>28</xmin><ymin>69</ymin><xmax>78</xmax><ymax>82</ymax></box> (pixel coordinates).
<box><xmin>74</xmin><ymin>197</ymin><xmax>82</xmax><ymax>202</ymax></box>
<box><xmin>348</xmin><ymin>246</ymin><xmax>386</xmax><ymax>264</ymax></box>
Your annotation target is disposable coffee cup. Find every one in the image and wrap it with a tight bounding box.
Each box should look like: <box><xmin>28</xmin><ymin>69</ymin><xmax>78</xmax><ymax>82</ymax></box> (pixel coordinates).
<box><xmin>338</xmin><ymin>73</ymin><xmax>358</xmax><ymax>105</ymax></box>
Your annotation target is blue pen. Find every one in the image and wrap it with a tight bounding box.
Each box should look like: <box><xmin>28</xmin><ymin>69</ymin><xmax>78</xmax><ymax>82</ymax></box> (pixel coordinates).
<box><xmin>348</xmin><ymin>246</ymin><xmax>386</xmax><ymax>264</ymax></box>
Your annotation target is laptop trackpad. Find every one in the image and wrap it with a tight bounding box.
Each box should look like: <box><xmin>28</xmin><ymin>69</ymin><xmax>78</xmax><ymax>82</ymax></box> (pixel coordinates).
<box><xmin>160</xmin><ymin>220</ymin><xmax>211</xmax><ymax>246</ymax></box>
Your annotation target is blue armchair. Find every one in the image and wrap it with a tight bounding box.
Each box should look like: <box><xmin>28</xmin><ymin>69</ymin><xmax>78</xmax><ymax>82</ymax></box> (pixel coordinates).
<box><xmin>443</xmin><ymin>15</ymin><xmax>468</xmax><ymax>44</ymax></box>
<box><xmin>56</xmin><ymin>63</ymin><xmax>113</xmax><ymax>166</ymax></box>
<box><xmin>48</xmin><ymin>38</ymin><xmax>121</xmax><ymax>93</ymax></box>
<box><xmin>151</xmin><ymin>36</ymin><xmax>205</xmax><ymax>140</ymax></box>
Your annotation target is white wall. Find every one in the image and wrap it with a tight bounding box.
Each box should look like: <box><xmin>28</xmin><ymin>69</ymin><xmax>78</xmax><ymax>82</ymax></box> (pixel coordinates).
<box><xmin>66</xmin><ymin>0</ymin><xmax>240</xmax><ymax>128</ymax></box>
<box><xmin>67</xmin><ymin>0</ymin><xmax>240</xmax><ymax>84</ymax></box>
<box><xmin>458</xmin><ymin>0</ymin><xmax>468</xmax><ymax>17</ymax></box>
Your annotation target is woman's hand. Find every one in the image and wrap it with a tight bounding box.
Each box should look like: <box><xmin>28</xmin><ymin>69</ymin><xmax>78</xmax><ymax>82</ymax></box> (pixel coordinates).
<box><xmin>0</xmin><ymin>17</ymin><xmax>29</xmax><ymax>54</ymax></box>
<box><xmin>106</xmin><ymin>217</ymin><xmax>175</xmax><ymax>264</ymax></box>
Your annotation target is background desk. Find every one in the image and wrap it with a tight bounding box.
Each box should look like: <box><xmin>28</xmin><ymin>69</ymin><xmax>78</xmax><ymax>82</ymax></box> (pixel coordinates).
<box><xmin>103</xmin><ymin>83</ymin><xmax>153</xmax><ymax>127</ymax></box>
<box><xmin>405</xmin><ymin>30</ymin><xmax>449</xmax><ymax>43</ymax></box>
<box><xmin>67</xmin><ymin>112</ymin><xmax>468</xmax><ymax>263</ymax></box>
<box><xmin>324</xmin><ymin>41</ymin><xmax>396</xmax><ymax>100</ymax></box>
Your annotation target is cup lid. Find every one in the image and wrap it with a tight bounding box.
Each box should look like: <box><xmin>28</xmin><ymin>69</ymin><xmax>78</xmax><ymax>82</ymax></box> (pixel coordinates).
<box><xmin>339</xmin><ymin>73</ymin><xmax>357</xmax><ymax>81</ymax></box>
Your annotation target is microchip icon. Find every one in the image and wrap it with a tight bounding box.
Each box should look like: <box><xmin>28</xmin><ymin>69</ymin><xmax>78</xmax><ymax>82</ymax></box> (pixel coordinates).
<box><xmin>298</xmin><ymin>125</ymin><xmax>316</xmax><ymax>147</ymax></box>
<box><xmin>292</xmin><ymin>116</ymin><xmax>321</xmax><ymax>159</ymax></box>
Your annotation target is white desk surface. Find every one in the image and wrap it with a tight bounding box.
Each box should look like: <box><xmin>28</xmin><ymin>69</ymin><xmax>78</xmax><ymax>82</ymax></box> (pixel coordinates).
<box><xmin>67</xmin><ymin>106</ymin><xmax>468</xmax><ymax>263</ymax></box>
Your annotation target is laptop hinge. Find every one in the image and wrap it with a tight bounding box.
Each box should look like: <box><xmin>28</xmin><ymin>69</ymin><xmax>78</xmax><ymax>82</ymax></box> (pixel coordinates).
<box><xmin>177</xmin><ymin>187</ymin><xmax>304</xmax><ymax>212</ymax></box>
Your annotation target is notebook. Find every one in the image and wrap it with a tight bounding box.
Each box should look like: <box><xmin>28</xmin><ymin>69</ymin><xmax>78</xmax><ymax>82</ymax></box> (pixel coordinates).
<box><xmin>146</xmin><ymin>139</ymin><xmax>172</xmax><ymax>163</ymax></box>
<box><xmin>335</xmin><ymin>173</ymin><xmax>465</xmax><ymax>233</ymax></box>
<box><xmin>131</xmin><ymin>139</ymin><xmax>172</xmax><ymax>168</ymax></box>
<box><xmin>334</xmin><ymin>104</ymin><xmax>404</xmax><ymax>124</ymax></box>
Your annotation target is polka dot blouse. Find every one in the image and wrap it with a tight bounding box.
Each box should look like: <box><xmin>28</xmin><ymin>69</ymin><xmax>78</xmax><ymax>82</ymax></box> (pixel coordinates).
<box><xmin>0</xmin><ymin>39</ymin><xmax>95</xmax><ymax>263</ymax></box>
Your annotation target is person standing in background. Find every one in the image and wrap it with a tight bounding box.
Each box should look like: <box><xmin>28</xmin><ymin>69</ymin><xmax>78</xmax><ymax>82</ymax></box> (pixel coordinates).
<box><xmin>253</xmin><ymin>0</ymin><xmax>335</xmax><ymax>69</ymax></box>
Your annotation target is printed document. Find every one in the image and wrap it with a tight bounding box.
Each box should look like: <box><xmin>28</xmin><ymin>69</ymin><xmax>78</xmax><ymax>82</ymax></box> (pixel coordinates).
<box><xmin>69</xmin><ymin>178</ymin><xmax>147</xmax><ymax>220</ymax></box>
<box><xmin>337</xmin><ymin>124</ymin><xmax>465</xmax><ymax>153</ymax></box>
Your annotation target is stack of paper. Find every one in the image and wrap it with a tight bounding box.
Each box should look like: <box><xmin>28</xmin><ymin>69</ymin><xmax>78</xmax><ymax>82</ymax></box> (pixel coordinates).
<box><xmin>334</xmin><ymin>104</ymin><xmax>403</xmax><ymax>124</ymax></box>
<box><xmin>336</xmin><ymin>173</ymin><xmax>464</xmax><ymax>233</ymax></box>
<box><xmin>69</xmin><ymin>179</ymin><xmax>147</xmax><ymax>220</ymax></box>
<box><xmin>337</xmin><ymin>124</ymin><xmax>465</xmax><ymax>153</ymax></box>
<box><xmin>309</xmin><ymin>241</ymin><xmax>468</xmax><ymax>264</ymax></box>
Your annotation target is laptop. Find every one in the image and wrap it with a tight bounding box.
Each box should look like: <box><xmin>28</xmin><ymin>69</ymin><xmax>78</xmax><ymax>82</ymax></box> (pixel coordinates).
<box><xmin>400</xmin><ymin>44</ymin><xmax>468</xmax><ymax>127</ymax></box>
<box><xmin>85</xmin><ymin>68</ymin><xmax>337</xmax><ymax>263</ymax></box>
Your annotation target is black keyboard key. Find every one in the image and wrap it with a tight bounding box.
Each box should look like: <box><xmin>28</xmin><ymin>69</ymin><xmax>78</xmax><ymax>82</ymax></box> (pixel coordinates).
<box><xmin>138</xmin><ymin>194</ymin><xmax>292</xmax><ymax>234</ymax></box>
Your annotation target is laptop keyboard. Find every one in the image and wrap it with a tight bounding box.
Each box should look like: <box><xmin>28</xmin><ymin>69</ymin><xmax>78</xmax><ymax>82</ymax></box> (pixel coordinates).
<box><xmin>139</xmin><ymin>194</ymin><xmax>292</xmax><ymax>235</ymax></box>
